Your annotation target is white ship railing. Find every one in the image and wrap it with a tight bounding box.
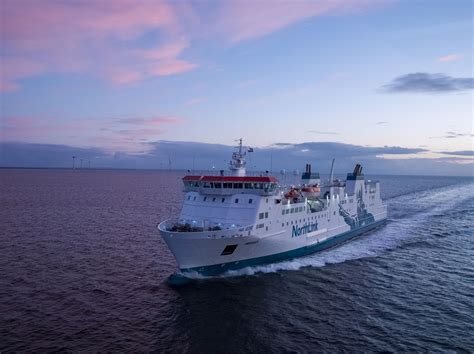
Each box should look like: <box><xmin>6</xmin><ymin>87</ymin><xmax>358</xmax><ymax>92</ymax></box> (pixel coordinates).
<box><xmin>158</xmin><ymin>219</ymin><xmax>253</xmax><ymax>233</ymax></box>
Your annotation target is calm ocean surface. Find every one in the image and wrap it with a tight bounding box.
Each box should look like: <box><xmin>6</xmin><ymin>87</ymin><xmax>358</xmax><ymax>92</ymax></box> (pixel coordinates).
<box><xmin>1</xmin><ymin>169</ymin><xmax>473</xmax><ymax>352</ymax></box>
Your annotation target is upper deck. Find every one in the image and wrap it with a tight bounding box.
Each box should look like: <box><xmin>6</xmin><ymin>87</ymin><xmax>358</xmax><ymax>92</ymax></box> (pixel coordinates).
<box><xmin>183</xmin><ymin>175</ymin><xmax>280</xmax><ymax>196</ymax></box>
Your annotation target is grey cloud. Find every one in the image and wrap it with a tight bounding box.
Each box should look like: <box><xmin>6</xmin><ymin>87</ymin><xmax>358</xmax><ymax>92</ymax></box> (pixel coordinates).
<box><xmin>429</xmin><ymin>131</ymin><xmax>474</xmax><ymax>139</ymax></box>
<box><xmin>286</xmin><ymin>142</ymin><xmax>427</xmax><ymax>157</ymax></box>
<box><xmin>439</xmin><ymin>150</ymin><xmax>474</xmax><ymax>156</ymax></box>
<box><xmin>271</xmin><ymin>143</ymin><xmax>294</xmax><ymax>147</ymax></box>
<box><xmin>381</xmin><ymin>73</ymin><xmax>474</xmax><ymax>93</ymax></box>
<box><xmin>1</xmin><ymin>140</ymin><xmax>472</xmax><ymax>176</ymax></box>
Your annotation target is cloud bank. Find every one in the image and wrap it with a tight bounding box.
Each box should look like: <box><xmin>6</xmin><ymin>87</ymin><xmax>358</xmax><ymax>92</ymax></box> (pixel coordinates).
<box><xmin>1</xmin><ymin>140</ymin><xmax>472</xmax><ymax>176</ymax></box>
<box><xmin>439</xmin><ymin>150</ymin><xmax>474</xmax><ymax>157</ymax></box>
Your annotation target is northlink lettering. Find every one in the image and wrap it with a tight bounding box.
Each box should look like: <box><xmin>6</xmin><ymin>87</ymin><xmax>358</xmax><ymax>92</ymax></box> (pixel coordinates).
<box><xmin>292</xmin><ymin>222</ymin><xmax>318</xmax><ymax>238</ymax></box>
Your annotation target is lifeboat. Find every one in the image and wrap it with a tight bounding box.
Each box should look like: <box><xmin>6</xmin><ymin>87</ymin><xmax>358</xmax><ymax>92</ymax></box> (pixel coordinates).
<box><xmin>284</xmin><ymin>187</ymin><xmax>300</xmax><ymax>199</ymax></box>
<box><xmin>301</xmin><ymin>185</ymin><xmax>320</xmax><ymax>199</ymax></box>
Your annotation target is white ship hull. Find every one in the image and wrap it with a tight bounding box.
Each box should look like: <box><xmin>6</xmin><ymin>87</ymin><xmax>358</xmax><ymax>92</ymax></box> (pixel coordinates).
<box><xmin>160</xmin><ymin>215</ymin><xmax>386</xmax><ymax>276</ymax></box>
<box><xmin>158</xmin><ymin>181</ymin><xmax>387</xmax><ymax>276</ymax></box>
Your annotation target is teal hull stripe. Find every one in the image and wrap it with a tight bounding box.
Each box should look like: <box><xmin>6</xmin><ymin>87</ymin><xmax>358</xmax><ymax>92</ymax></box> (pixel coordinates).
<box><xmin>182</xmin><ymin>218</ymin><xmax>387</xmax><ymax>276</ymax></box>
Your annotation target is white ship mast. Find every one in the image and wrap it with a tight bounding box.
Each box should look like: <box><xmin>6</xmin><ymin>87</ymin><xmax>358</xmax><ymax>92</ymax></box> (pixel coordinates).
<box><xmin>229</xmin><ymin>138</ymin><xmax>247</xmax><ymax>176</ymax></box>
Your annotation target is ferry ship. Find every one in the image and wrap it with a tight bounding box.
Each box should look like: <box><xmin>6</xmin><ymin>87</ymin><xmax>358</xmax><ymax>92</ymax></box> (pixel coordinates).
<box><xmin>158</xmin><ymin>139</ymin><xmax>387</xmax><ymax>278</ymax></box>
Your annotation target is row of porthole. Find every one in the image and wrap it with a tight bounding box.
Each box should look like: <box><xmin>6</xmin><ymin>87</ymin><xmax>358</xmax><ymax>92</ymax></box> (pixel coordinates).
<box><xmin>187</xmin><ymin>195</ymin><xmax>254</xmax><ymax>204</ymax></box>
<box><xmin>281</xmin><ymin>206</ymin><xmax>305</xmax><ymax>215</ymax></box>
<box><xmin>280</xmin><ymin>214</ymin><xmax>329</xmax><ymax>227</ymax></box>
<box><xmin>206</xmin><ymin>233</ymin><xmax>244</xmax><ymax>239</ymax></box>
<box><xmin>283</xmin><ymin>213</ymin><xmax>329</xmax><ymax>222</ymax></box>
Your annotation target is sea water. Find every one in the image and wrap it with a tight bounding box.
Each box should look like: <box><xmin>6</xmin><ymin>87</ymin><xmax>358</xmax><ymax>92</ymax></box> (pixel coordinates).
<box><xmin>1</xmin><ymin>170</ymin><xmax>473</xmax><ymax>351</ymax></box>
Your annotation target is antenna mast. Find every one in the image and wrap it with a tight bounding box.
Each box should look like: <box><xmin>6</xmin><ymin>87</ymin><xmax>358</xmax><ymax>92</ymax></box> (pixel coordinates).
<box><xmin>329</xmin><ymin>158</ymin><xmax>335</xmax><ymax>184</ymax></box>
<box><xmin>229</xmin><ymin>138</ymin><xmax>247</xmax><ymax>177</ymax></box>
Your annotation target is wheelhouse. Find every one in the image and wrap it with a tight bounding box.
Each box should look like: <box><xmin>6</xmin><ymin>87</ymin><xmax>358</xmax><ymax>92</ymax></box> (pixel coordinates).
<box><xmin>182</xmin><ymin>175</ymin><xmax>279</xmax><ymax>196</ymax></box>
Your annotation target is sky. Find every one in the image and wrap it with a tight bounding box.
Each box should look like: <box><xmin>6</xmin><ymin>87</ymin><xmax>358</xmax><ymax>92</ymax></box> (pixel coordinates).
<box><xmin>0</xmin><ymin>0</ymin><xmax>473</xmax><ymax>175</ymax></box>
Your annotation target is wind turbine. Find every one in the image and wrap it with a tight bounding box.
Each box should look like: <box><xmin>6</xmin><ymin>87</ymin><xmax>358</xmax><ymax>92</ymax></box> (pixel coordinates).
<box><xmin>72</xmin><ymin>156</ymin><xmax>76</xmax><ymax>169</ymax></box>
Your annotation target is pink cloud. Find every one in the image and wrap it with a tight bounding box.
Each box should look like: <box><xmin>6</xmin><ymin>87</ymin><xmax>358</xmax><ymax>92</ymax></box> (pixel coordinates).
<box><xmin>118</xmin><ymin>116</ymin><xmax>182</xmax><ymax>125</ymax></box>
<box><xmin>138</xmin><ymin>38</ymin><xmax>190</xmax><ymax>61</ymax></box>
<box><xmin>1</xmin><ymin>0</ymin><xmax>387</xmax><ymax>92</ymax></box>
<box><xmin>0</xmin><ymin>57</ymin><xmax>45</xmax><ymax>92</ymax></box>
<box><xmin>214</xmin><ymin>0</ymin><xmax>388</xmax><ymax>43</ymax></box>
<box><xmin>148</xmin><ymin>59</ymin><xmax>198</xmax><ymax>76</ymax></box>
<box><xmin>438</xmin><ymin>54</ymin><xmax>461</xmax><ymax>62</ymax></box>
<box><xmin>103</xmin><ymin>39</ymin><xmax>197</xmax><ymax>84</ymax></box>
<box><xmin>0</xmin><ymin>0</ymin><xmax>195</xmax><ymax>91</ymax></box>
<box><xmin>1</xmin><ymin>0</ymin><xmax>178</xmax><ymax>42</ymax></box>
<box><xmin>0</xmin><ymin>115</ymin><xmax>183</xmax><ymax>153</ymax></box>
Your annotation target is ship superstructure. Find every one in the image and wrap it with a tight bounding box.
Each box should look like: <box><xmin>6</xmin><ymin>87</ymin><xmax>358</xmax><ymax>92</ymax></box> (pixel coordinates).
<box><xmin>158</xmin><ymin>140</ymin><xmax>387</xmax><ymax>276</ymax></box>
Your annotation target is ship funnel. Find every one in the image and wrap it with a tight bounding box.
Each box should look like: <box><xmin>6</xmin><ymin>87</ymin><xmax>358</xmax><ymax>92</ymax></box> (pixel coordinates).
<box><xmin>353</xmin><ymin>163</ymin><xmax>363</xmax><ymax>176</ymax></box>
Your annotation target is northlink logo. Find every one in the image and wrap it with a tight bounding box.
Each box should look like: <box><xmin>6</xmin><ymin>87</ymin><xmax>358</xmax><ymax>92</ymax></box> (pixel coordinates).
<box><xmin>292</xmin><ymin>222</ymin><xmax>318</xmax><ymax>238</ymax></box>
